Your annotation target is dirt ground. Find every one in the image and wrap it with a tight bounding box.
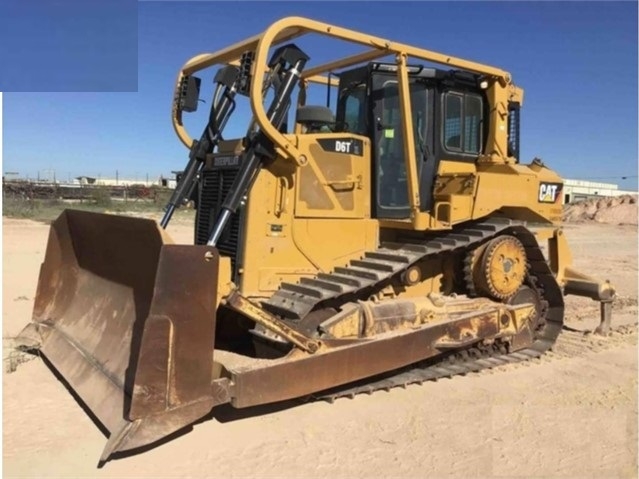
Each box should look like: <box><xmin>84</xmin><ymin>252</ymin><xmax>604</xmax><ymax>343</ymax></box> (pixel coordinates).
<box><xmin>563</xmin><ymin>195</ymin><xmax>637</xmax><ymax>226</ymax></box>
<box><xmin>2</xmin><ymin>216</ymin><xmax>637</xmax><ymax>478</ymax></box>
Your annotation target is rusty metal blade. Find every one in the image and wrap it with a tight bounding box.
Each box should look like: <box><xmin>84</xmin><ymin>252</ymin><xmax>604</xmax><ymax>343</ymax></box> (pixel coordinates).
<box><xmin>15</xmin><ymin>210</ymin><xmax>224</xmax><ymax>461</ymax></box>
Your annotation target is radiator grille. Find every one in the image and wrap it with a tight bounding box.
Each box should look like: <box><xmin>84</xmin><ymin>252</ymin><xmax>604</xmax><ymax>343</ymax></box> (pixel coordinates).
<box><xmin>195</xmin><ymin>167</ymin><xmax>243</xmax><ymax>275</ymax></box>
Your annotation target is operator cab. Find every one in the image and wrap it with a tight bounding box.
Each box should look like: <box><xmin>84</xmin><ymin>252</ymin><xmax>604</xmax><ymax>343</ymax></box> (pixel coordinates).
<box><xmin>334</xmin><ymin>62</ymin><xmax>488</xmax><ymax>220</ymax></box>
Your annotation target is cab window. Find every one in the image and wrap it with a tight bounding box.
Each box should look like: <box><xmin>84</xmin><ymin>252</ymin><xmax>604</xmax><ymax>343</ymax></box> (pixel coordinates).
<box><xmin>338</xmin><ymin>84</ymin><xmax>367</xmax><ymax>134</ymax></box>
<box><xmin>443</xmin><ymin>92</ymin><xmax>483</xmax><ymax>155</ymax></box>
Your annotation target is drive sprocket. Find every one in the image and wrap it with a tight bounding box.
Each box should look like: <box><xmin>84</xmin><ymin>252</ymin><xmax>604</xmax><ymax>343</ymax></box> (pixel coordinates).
<box><xmin>466</xmin><ymin>235</ymin><xmax>527</xmax><ymax>300</ymax></box>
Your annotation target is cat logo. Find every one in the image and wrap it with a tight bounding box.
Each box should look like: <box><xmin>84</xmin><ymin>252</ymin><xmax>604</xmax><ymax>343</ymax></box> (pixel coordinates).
<box><xmin>538</xmin><ymin>182</ymin><xmax>563</xmax><ymax>203</ymax></box>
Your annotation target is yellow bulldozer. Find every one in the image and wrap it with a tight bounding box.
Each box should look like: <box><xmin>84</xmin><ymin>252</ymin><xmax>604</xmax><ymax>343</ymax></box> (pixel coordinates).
<box><xmin>16</xmin><ymin>16</ymin><xmax>615</xmax><ymax>462</ymax></box>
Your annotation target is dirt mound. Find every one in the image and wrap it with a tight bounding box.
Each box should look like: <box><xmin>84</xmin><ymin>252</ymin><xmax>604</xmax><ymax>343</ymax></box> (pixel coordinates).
<box><xmin>563</xmin><ymin>194</ymin><xmax>638</xmax><ymax>225</ymax></box>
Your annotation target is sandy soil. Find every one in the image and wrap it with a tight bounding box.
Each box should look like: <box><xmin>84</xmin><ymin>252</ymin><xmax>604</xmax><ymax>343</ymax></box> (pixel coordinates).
<box><xmin>2</xmin><ymin>216</ymin><xmax>637</xmax><ymax>478</ymax></box>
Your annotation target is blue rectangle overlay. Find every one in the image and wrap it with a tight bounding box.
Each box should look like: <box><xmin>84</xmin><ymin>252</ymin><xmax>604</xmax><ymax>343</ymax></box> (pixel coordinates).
<box><xmin>0</xmin><ymin>0</ymin><xmax>137</xmax><ymax>92</ymax></box>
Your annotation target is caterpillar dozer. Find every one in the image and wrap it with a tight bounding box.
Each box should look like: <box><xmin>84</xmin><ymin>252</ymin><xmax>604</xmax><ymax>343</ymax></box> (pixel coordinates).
<box><xmin>16</xmin><ymin>16</ymin><xmax>616</xmax><ymax>463</ymax></box>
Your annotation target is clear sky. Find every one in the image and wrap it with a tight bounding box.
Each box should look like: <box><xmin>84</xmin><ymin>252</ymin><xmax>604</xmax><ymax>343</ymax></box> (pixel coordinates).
<box><xmin>0</xmin><ymin>0</ymin><xmax>137</xmax><ymax>92</ymax></box>
<box><xmin>2</xmin><ymin>1</ymin><xmax>638</xmax><ymax>190</ymax></box>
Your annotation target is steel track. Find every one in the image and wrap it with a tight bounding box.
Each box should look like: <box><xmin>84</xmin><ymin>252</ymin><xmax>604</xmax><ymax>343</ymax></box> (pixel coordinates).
<box><xmin>264</xmin><ymin>218</ymin><xmax>525</xmax><ymax>319</ymax></box>
<box><xmin>310</xmin><ymin>221</ymin><xmax>566</xmax><ymax>401</ymax></box>
<box><xmin>315</xmin><ymin>324</ymin><xmax>637</xmax><ymax>402</ymax></box>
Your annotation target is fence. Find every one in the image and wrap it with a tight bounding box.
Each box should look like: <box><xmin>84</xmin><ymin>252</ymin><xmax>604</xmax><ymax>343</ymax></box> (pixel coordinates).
<box><xmin>2</xmin><ymin>180</ymin><xmax>172</xmax><ymax>204</ymax></box>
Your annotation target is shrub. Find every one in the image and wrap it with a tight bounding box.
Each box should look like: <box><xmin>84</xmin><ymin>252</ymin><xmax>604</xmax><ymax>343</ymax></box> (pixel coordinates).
<box><xmin>91</xmin><ymin>188</ymin><xmax>112</xmax><ymax>207</ymax></box>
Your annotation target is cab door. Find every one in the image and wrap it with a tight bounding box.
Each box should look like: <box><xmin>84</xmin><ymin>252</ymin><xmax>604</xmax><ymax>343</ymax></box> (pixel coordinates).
<box><xmin>371</xmin><ymin>74</ymin><xmax>432</xmax><ymax>219</ymax></box>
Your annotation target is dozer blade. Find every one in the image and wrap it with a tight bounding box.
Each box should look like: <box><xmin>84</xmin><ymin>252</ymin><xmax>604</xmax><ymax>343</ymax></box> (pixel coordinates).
<box><xmin>15</xmin><ymin>210</ymin><xmax>225</xmax><ymax>461</ymax></box>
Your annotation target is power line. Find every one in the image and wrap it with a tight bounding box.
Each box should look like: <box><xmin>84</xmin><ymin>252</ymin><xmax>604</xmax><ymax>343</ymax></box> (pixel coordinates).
<box><xmin>574</xmin><ymin>175</ymin><xmax>637</xmax><ymax>180</ymax></box>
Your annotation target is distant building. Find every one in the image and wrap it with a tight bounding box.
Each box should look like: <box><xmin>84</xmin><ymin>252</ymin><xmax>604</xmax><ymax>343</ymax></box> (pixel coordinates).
<box><xmin>72</xmin><ymin>176</ymin><xmax>176</xmax><ymax>187</ymax></box>
<box><xmin>92</xmin><ymin>178</ymin><xmax>146</xmax><ymax>187</ymax></box>
<box><xmin>563</xmin><ymin>179</ymin><xmax>637</xmax><ymax>204</ymax></box>
<box><xmin>75</xmin><ymin>176</ymin><xmax>97</xmax><ymax>185</ymax></box>
<box><xmin>160</xmin><ymin>175</ymin><xmax>178</xmax><ymax>189</ymax></box>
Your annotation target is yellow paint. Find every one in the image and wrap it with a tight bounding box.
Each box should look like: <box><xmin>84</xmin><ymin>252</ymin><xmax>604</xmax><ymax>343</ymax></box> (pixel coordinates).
<box><xmin>238</xmin><ymin>134</ymin><xmax>378</xmax><ymax>298</ymax></box>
